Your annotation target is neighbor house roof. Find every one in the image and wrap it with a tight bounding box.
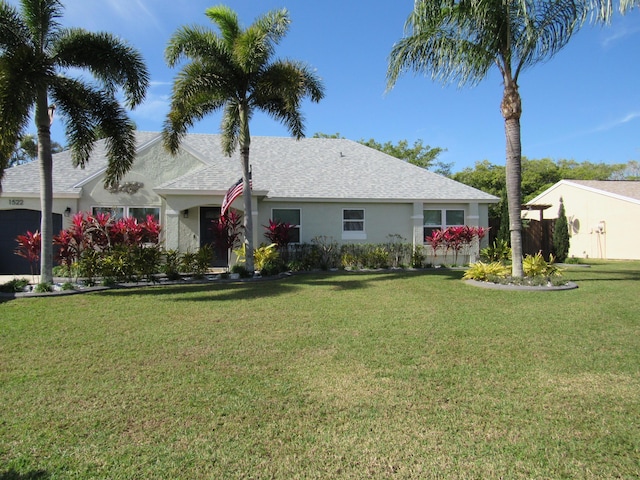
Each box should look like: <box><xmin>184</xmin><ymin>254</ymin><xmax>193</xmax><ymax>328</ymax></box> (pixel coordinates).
<box><xmin>527</xmin><ymin>179</ymin><xmax>640</xmax><ymax>206</ymax></box>
<box><xmin>1</xmin><ymin>132</ymin><xmax>498</xmax><ymax>203</ymax></box>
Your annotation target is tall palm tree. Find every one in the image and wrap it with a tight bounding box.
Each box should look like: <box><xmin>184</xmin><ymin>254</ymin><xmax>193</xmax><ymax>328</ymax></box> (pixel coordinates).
<box><xmin>0</xmin><ymin>0</ymin><xmax>149</xmax><ymax>283</ymax></box>
<box><xmin>387</xmin><ymin>0</ymin><xmax>590</xmax><ymax>277</ymax></box>
<box><xmin>163</xmin><ymin>5</ymin><xmax>324</xmax><ymax>273</ymax></box>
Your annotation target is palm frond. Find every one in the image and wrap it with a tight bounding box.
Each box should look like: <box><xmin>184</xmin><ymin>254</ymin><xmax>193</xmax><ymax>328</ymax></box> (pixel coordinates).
<box><xmin>49</xmin><ymin>78</ymin><xmax>99</xmax><ymax>168</ymax></box>
<box><xmin>205</xmin><ymin>5</ymin><xmax>240</xmax><ymax>47</ymax></box>
<box><xmin>587</xmin><ymin>0</ymin><xmax>639</xmax><ymax>22</ymax></box>
<box><xmin>165</xmin><ymin>25</ymin><xmax>227</xmax><ymax>67</ymax></box>
<box><xmin>162</xmin><ymin>61</ymin><xmax>228</xmax><ymax>154</ymax></box>
<box><xmin>50</xmin><ymin>77</ymin><xmax>137</xmax><ymax>187</ymax></box>
<box><xmin>53</xmin><ymin>28</ymin><xmax>149</xmax><ymax>108</ymax></box>
<box><xmin>512</xmin><ymin>0</ymin><xmax>587</xmax><ymax>79</ymax></box>
<box><xmin>220</xmin><ymin>101</ymin><xmax>241</xmax><ymax>156</ymax></box>
<box><xmin>252</xmin><ymin>60</ymin><xmax>323</xmax><ymax>138</ymax></box>
<box><xmin>0</xmin><ymin>2</ymin><xmax>32</xmax><ymax>51</ymax></box>
<box><xmin>20</xmin><ymin>0</ymin><xmax>62</xmax><ymax>51</ymax></box>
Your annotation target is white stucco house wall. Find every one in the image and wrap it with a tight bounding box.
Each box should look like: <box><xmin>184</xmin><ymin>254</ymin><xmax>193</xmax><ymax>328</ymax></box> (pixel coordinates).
<box><xmin>0</xmin><ymin>132</ymin><xmax>498</xmax><ymax>273</ymax></box>
<box><xmin>524</xmin><ymin>179</ymin><xmax>640</xmax><ymax>260</ymax></box>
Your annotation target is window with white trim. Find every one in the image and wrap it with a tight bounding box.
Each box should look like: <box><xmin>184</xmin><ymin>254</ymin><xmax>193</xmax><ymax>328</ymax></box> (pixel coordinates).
<box><xmin>92</xmin><ymin>206</ymin><xmax>160</xmax><ymax>223</ymax></box>
<box><xmin>423</xmin><ymin>209</ymin><xmax>465</xmax><ymax>240</ymax></box>
<box><xmin>272</xmin><ymin>208</ymin><xmax>301</xmax><ymax>243</ymax></box>
<box><xmin>343</xmin><ymin>209</ymin><xmax>366</xmax><ymax>239</ymax></box>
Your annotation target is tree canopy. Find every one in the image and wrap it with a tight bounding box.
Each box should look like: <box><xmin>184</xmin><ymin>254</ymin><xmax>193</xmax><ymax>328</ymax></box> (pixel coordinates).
<box><xmin>313</xmin><ymin>133</ymin><xmax>449</xmax><ymax>174</ymax></box>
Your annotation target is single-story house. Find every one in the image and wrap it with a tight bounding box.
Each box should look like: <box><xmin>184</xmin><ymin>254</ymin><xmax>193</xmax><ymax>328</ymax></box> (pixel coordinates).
<box><xmin>0</xmin><ymin>131</ymin><xmax>498</xmax><ymax>273</ymax></box>
<box><xmin>524</xmin><ymin>179</ymin><xmax>640</xmax><ymax>260</ymax></box>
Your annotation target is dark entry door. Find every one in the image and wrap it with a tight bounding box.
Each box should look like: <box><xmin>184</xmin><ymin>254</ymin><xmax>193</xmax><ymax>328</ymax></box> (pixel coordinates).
<box><xmin>0</xmin><ymin>209</ymin><xmax>62</xmax><ymax>274</ymax></box>
<box><xmin>199</xmin><ymin>207</ymin><xmax>228</xmax><ymax>268</ymax></box>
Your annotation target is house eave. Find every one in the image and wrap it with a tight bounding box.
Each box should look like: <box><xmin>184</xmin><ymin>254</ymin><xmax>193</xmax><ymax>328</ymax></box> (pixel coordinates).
<box><xmin>261</xmin><ymin>196</ymin><xmax>499</xmax><ymax>204</ymax></box>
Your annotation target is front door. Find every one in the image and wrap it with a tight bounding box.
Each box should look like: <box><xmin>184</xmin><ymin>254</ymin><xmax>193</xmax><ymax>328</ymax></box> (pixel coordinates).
<box><xmin>199</xmin><ymin>207</ymin><xmax>228</xmax><ymax>268</ymax></box>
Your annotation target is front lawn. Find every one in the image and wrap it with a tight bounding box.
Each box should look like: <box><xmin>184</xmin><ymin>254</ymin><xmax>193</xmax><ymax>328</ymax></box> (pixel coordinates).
<box><xmin>1</xmin><ymin>262</ymin><xmax>639</xmax><ymax>479</ymax></box>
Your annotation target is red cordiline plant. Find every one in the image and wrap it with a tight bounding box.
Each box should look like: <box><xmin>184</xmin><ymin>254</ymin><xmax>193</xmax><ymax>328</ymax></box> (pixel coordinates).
<box><xmin>426</xmin><ymin>226</ymin><xmax>489</xmax><ymax>264</ymax></box>
<box><xmin>264</xmin><ymin>219</ymin><xmax>294</xmax><ymax>249</ymax></box>
<box><xmin>15</xmin><ymin>230</ymin><xmax>41</xmax><ymax>276</ymax></box>
<box><xmin>211</xmin><ymin>210</ymin><xmax>243</xmax><ymax>269</ymax></box>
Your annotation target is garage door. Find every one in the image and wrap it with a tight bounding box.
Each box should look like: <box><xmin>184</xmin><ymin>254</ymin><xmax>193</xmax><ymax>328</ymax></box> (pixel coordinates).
<box><xmin>0</xmin><ymin>209</ymin><xmax>62</xmax><ymax>275</ymax></box>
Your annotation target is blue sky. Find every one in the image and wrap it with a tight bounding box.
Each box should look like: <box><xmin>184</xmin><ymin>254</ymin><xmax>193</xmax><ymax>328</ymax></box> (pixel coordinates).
<box><xmin>10</xmin><ymin>0</ymin><xmax>640</xmax><ymax>172</ymax></box>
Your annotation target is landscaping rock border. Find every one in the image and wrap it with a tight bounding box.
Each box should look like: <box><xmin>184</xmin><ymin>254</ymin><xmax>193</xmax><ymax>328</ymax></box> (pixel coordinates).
<box><xmin>464</xmin><ymin>279</ymin><xmax>578</xmax><ymax>291</ymax></box>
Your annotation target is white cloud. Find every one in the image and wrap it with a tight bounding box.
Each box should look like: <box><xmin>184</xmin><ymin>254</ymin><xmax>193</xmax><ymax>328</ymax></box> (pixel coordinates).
<box><xmin>593</xmin><ymin>111</ymin><xmax>640</xmax><ymax>132</ymax></box>
<box><xmin>105</xmin><ymin>0</ymin><xmax>163</xmax><ymax>32</ymax></box>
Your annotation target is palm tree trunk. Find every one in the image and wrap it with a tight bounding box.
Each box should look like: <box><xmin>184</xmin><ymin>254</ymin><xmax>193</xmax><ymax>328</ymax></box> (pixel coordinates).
<box><xmin>36</xmin><ymin>92</ymin><xmax>54</xmax><ymax>284</ymax></box>
<box><xmin>501</xmin><ymin>80</ymin><xmax>524</xmax><ymax>277</ymax></box>
<box><xmin>239</xmin><ymin>105</ymin><xmax>255</xmax><ymax>273</ymax></box>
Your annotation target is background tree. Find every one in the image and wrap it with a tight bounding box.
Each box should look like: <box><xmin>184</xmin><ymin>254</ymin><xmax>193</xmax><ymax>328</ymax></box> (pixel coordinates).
<box><xmin>552</xmin><ymin>197</ymin><xmax>570</xmax><ymax>262</ymax></box>
<box><xmin>359</xmin><ymin>138</ymin><xmax>449</xmax><ymax>172</ymax></box>
<box><xmin>314</xmin><ymin>132</ymin><xmax>449</xmax><ymax>173</ymax></box>
<box><xmin>9</xmin><ymin>134</ymin><xmax>63</xmax><ymax>167</ymax></box>
<box><xmin>0</xmin><ymin>0</ymin><xmax>149</xmax><ymax>283</ymax></box>
<box><xmin>164</xmin><ymin>6</ymin><xmax>323</xmax><ymax>273</ymax></box>
<box><xmin>387</xmin><ymin>0</ymin><xmax>589</xmax><ymax>277</ymax></box>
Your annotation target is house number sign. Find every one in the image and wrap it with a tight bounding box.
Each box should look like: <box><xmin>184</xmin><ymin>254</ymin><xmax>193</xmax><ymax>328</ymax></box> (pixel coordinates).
<box><xmin>8</xmin><ymin>199</ymin><xmax>24</xmax><ymax>206</ymax></box>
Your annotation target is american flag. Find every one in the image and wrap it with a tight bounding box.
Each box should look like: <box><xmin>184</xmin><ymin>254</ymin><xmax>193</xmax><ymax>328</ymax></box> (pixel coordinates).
<box><xmin>220</xmin><ymin>177</ymin><xmax>251</xmax><ymax>216</ymax></box>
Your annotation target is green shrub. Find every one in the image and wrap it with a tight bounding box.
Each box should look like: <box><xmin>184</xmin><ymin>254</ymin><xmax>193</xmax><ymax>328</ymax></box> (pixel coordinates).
<box><xmin>311</xmin><ymin>236</ymin><xmax>340</xmax><ymax>269</ymax></box>
<box><xmin>260</xmin><ymin>257</ymin><xmax>286</xmax><ymax>277</ymax></box>
<box><xmin>76</xmin><ymin>249</ymin><xmax>101</xmax><ymax>284</ymax></box>
<box><xmin>340</xmin><ymin>252</ymin><xmax>359</xmax><ymax>270</ymax></box>
<box><xmin>0</xmin><ymin>278</ymin><xmax>30</xmax><ymax>293</ymax></box>
<box><xmin>231</xmin><ymin>264</ymin><xmax>252</xmax><ymax>278</ymax></box>
<box><xmin>480</xmin><ymin>239</ymin><xmax>511</xmax><ymax>263</ymax></box>
<box><xmin>193</xmin><ymin>245</ymin><xmax>213</xmax><ymax>278</ymax></box>
<box><xmin>463</xmin><ymin>261</ymin><xmax>510</xmax><ymax>281</ymax></box>
<box><xmin>34</xmin><ymin>282</ymin><xmax>52</xmax><ymax>293</ymax></box>
<box><xmin>180</xmin><ymin>251</ymin><xmax>198</xmax><ymax>274</ymax></box>
<box><xmin>254</xmin><ymin>244</ymin><xmax>279</xmax><ymax>272</ymax></box>
<box><xmin>552</xmin><ymin>199</ymin><xmax>570</xmax><ymax>263</ymax></box>
<box><xmin>133</xmin><ymin>245</ymin><xmax>163</xmax><ymax>281</ymax></box>
<box><xmin>163</xmin><ymin>250</ymin><xmax>182</xmax><ymax>280</ymax></box>
<box><xmin>411</xmin><ymin>246</ymin><xmax>426</xmax><ymax>268</ymax></box>
<box><xmin>364</xmin><ymin>246</ymin><xmax>389</xmax><ymax>269</ymax></box>
<box><xmin>523</xmin><ymin>252</ymin><xmax>561</xmax><ymax>278</ymax></box>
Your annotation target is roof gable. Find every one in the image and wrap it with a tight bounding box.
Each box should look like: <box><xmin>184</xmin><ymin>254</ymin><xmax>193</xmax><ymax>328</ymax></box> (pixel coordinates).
<box><xmin>527</xmin><ymin>180</ymin><xmax>640</xmax><ymax>206</ymax></box>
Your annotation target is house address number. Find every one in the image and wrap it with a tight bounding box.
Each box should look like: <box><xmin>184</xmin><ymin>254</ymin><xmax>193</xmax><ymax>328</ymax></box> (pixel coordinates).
<box><xmin>8</xmin><ymin>199</ymin><xmax>24</xmax><ymax>206</ymax></box>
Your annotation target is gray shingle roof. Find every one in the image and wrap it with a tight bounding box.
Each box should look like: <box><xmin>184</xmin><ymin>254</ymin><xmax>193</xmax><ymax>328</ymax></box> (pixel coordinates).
<box><xmin>2</xmin><ymin>131</ymin><xmax>498</xmax><ymax>202</ymax></box>
<box><xmin>1</xmin><ymin>131</ymin><xmax>159</xmax><ymax>195</ymax></box>
<box><xmin>565</xmin><ymin>180</ymin><xmax>640</xmax><ymax>202</ymax></box>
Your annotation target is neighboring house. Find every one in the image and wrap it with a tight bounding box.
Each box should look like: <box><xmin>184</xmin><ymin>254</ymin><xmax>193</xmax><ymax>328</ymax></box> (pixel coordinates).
<box><xmin>524</xmin><ymin>179</ymin><xmax>640</xmax><ymax>260</ymax></box>
<box><xmin>0</xmin><ymin>132</ymin><xmax>498</xmax><ymax>273</ymax></box>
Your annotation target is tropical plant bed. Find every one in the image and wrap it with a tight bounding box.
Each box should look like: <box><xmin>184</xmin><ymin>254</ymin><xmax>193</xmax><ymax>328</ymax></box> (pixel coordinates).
<box><xmin>0</xmin><ymin>271</ymin><xmax>294</xmax><ymax>299</ymax></box>
<box><xmin>465</xmin><ymin>278</ymin><xmax>578</xmax><ymax>291</ymax></box>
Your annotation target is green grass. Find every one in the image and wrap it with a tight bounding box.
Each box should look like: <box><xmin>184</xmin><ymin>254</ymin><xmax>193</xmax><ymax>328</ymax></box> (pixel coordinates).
<box><xmin>1</xmin><ymin>262</ymin><xmax>639</xmax><ymax>479</ymax></box>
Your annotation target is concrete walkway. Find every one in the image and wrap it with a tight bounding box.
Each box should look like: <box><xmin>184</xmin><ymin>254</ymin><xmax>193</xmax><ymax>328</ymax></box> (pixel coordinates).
<box><xmin>0</xmin><ymin>274</ymin><xmax>40</xmax><ymax>284</ymax></box>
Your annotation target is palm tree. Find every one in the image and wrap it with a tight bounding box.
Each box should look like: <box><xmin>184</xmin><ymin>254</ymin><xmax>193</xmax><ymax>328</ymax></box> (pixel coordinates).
<box><xmin>163</xmin><ymin>5</ymin><xmax>324</xmax><ymax>273</ymax></box>
<box><xmin>0</xmin><ymin>0</ymin><xmax>149</xmax><ymax>283</ymax></box>
<box><xmin>589</xmin><ymin>0</ymin><xmax>638</xmax><ymax>20</ymax></box>
<box><xmin>387</xmin><ymin>0</ymin><xmax>591</xmax><ymax>277</ymax></box>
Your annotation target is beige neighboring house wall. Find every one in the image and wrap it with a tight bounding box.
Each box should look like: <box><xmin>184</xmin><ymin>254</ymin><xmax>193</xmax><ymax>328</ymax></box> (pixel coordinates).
<box><xmin>524</xmin><ymin>180</ymin><xmax>640</xmax><ymax>260</ymax></box>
